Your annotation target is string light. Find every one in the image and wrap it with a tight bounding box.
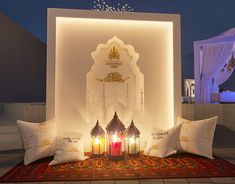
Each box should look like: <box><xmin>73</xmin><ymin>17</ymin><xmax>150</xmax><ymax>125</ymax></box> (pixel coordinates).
<box><xmin>93</xmin><ymin>0</ymin><xmax>134</xmax><ymax>12</ymax></box>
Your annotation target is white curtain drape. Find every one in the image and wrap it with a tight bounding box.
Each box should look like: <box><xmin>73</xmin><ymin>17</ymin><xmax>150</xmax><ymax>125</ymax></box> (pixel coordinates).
<box><xmin>212</xmin><ymin>56</ymin><xmax>234</xmax><ymax>93</ymax></box>
<box><xmin>200</xmin><ymin>42</ymin><xmax>234</xmax><ymax>103</ymax></box>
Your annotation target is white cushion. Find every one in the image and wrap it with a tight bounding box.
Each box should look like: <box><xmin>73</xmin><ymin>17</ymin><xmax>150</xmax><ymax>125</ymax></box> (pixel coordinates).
<box><xmin>17</xmin><ymin>119</ymin><xmax>56</xmax><ymax>165</ymax></box>
<box><xmin>144</xmin><ymin>125</ymin><xmax>181</xmax><ymax>158</ymax></box>
<box><xmin>49</xmin><ymin>134</ymin><xmax>87</xmax><ymax>165</ymax></box>
<box><xmin>177</xmin><ymin>116</ymin><xmax>218</xmax><ymax>159</ymax></box>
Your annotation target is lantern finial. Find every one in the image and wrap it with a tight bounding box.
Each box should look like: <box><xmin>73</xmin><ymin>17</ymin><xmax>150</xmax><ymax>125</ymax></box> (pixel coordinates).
<box><xmin>106</xmin><ymin>112</ymin><xmax>126</xmax><ymax>132</ymax></box>
<box><xmin>131</xmin><ymin>120</ymin><xmax>134</xmax><ymax>126</ymax></box>
<box><xmin>90</xmin><ymin>120</ymin><xmax>105</xmax><ymax>136</ymax></box>
<box><xmin>114</xmin><ymin>111</ymin><xmax>118</xmax><ymax>118</ymax></box>
<box><xmin>126</xmin><ymin>120</ymin><xmax>140</xmax><ymax>136</ymax></box>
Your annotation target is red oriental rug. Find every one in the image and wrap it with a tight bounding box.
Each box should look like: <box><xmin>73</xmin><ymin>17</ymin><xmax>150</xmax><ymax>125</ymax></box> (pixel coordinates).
<box><xmin>1</xmin><ymin>153</ymin><xmax>235</xmax><ymax>182</ymax></box>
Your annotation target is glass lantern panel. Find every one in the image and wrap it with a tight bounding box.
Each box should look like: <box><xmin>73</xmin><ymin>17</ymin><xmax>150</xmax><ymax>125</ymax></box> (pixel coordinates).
<box><xmin>92</xmin><ymin>135</ymin><xmax>105</xmax><ymax>155</ymax></box>
<box><xmin>107</xmin><ymin>131</ymin><xmax>125</xmax><ymax>158</ymax></box>
<box><xmin>127</xmin><ymin>136</ymin><xmax>140</xmax><ymax>155</ymax></box>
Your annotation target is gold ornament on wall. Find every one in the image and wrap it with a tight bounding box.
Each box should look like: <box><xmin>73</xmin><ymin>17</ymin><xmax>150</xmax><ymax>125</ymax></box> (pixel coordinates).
<box><xmin>109</xmin><ymin>46</ymin><xmax>120</xmax><ymax>60</ymax></box>
<box><xmin>97</xmin><ymin>72</ymin><xmax>129</xmax><ymax>83</ymax></box>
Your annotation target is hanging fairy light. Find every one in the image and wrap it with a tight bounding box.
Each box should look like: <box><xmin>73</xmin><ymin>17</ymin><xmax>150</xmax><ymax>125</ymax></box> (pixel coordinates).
<box><xmin>93</xmin><ymin>0</ymin><xmax>134</xmax><ymax>12</ymax></box>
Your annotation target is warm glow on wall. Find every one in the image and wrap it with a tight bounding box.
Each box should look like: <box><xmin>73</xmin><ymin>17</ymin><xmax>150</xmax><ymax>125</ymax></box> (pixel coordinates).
<box><xmin>47</xmin><ymin>9</ymin><xmax>181</xmax><ymax>152</ymax></box>
<box><xmin>56</xmin><ymin>16</ymin><xmax>172</xmax><ymax>28</ymax></box>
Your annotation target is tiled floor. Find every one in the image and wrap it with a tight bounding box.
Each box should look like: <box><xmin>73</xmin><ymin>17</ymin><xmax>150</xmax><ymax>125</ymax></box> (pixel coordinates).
<box><xmin>0</xmin><ymin>125</ymin><xmax>235</xmax><ymax>184</ymax></box>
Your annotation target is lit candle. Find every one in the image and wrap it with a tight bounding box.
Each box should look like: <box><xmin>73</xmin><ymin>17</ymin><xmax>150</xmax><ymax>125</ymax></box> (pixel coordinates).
<box><xmin>92</xmin><ymin>136</ymin><xmax>105</xmax><ymax>155</ymax></box>
<box><xmin>126</xmin><ymin>120</ymin><xmax>140</xmax><ymax>156</ymax></box>
<box><xmin>111</xmin><ymin>133</ymin><xmax>122</xmax><ymax>156</ymax></box>
<box><xmin>128</xmin><ymin>136</ymin><xmax>136</xmax><ymax>154</ymax></box>
<box><xmin>90</xmin><ymin>120</ymin><xmax>105</xmax><ymax>156</ymax></box>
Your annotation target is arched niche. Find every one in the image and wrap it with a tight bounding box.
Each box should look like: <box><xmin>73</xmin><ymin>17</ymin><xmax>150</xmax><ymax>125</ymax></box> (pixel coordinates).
<box><xmin>87</xmin><ymin>36</ymin><xmax>144</xmax><ymax>127</ymax></box>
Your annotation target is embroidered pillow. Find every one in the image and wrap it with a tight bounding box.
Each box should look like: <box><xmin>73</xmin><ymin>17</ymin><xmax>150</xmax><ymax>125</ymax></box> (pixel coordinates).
<box><xmin>49</xmin><ymin>134</ymin><xmax>87</xmax><ymax>165</ymax></box>
<box><xmin>17</xmin><ymin>118</ymin><xmax>56</xmax><ymax>165</ymax></box>
<box><xmin>144</xmin><ymin>125</ymin><xmax>181</xmax><ymax>158</ymax></box>
<box><xmin>177</xmin><ymin>116</ymin><xmax>218</xmax><ymax>159</ymax></box>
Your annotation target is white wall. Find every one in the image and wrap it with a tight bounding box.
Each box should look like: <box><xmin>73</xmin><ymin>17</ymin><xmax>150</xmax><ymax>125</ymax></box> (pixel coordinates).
<box><xmin>47</xmin><ymin>9</ymin><xmax>181</xmax><ymax>151</ymax></box>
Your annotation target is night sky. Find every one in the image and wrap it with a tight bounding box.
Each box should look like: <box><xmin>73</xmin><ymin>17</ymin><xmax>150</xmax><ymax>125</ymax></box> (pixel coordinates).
<box><xmin>0</xmin><ymin>0</ymin><xmax>235</xmax><ymax>92</ymax></box>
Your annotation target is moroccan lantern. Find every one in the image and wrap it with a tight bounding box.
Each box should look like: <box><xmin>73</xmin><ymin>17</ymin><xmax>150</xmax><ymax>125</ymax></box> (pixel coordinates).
<box><xmin>90</xmin><ymin>120</ymin><xmax>105</xmax><ymax>156</ymax></box>
<box><xmin>106</xmin><ymin>112</ymin><xmax>126</xmax><ymax>160</ymax></box>
<box><xmin>126</xmin><ymin>120</ymin><xmax>140</xmax><ymax>156</ymax></box>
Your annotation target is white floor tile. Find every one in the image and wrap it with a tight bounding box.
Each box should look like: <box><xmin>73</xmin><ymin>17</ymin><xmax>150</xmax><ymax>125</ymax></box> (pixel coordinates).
<box><xmin>115</xmin><ymin>180</ymin><xmax>139</xmax><ymax>184</ymax></box>
<box><xmin>65</xmin><ymin>181</ymin><xmax>90</xmax><ymax>184</ymax></box>
<box><xmin>90</xmin><ymin>180</ymin><xmax>114</xmax><ymax>184</ymax></box>
<box><xmin>164</xmin><ymin>178</ymin><xmax>188</xmax><ymax>183</ymax></box>
<box><xmin>189</xmin><ymin>183</ymin><xmax>212</xmax><ymax>184</ymax></box>
<box><xmin>140</xmin><ymin>180</ymin><xmax>164</xmax><ymax>184</ymax></box>
<box><xmin>17</xmin><ymin>182</ymin><xmax>41</xmax><ymax>184</ymax></box>
<box><xmin>186</xmin><ymin>178</ymin><xmax>212</xmax><ymax>183</ymax></box>
<box><xmin>140</xmin><ymin>179</ymin><xmax>163</xmax><ymax>183</ymax></box>
<box><xmin>210</xmin><ymin>177</ymin><xmax>235</xmax><ymax>183</ymax></box>
<box><xmin>164</xmin><ymin>182</ymin><xmax>188</xmax><ymax>184</ymax></box>
<box><xmin>40</xmin><ymin>182</ymin><xmax>65</xmax><ymax>184</ymax></box>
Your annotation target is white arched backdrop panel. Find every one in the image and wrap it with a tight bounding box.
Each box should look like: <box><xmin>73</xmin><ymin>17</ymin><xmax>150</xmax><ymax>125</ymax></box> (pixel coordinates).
<box><xmin>46</xmin><ymin>9</ymin><xmax>181</xmax><ymax>151</ymax></box>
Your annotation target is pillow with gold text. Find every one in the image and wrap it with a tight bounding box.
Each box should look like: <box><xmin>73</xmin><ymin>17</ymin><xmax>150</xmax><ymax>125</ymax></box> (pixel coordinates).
<box><xmin>177</xmin><ymin>116</ymin><xmax>218</xmax><ymax>159</ymax></box>
<box><xmin>17</xmin><ymin>118</ymin><xmax>56</xmax><ymax>165</ymax></box>
<box><xmin>144</xmin><ymin>125</ymin><xmax>181</xmax><ymax>158</ymax></box>
<box><xmin>49</xmin><ymin>133</ymin><xmax>87</xmax><ymax>165</ymax></box>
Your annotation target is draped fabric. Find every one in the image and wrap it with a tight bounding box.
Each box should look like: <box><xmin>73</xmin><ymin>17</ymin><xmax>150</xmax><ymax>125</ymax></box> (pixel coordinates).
<box><xmin>200</xmin><ymin>42</ymin><xmax>234</xmax><ymax>103</ymax></box>
<box><xmin>212</xmin><ymin>55</ymin><xmax>234</xmax><ymax>93</ymax></box>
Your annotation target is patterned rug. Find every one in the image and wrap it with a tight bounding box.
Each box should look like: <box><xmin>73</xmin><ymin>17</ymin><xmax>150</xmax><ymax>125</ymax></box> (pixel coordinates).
<box><xmin>1</xmin><ymin>153</ymin><xmax>235</xmax><ymax>182</ymax></box>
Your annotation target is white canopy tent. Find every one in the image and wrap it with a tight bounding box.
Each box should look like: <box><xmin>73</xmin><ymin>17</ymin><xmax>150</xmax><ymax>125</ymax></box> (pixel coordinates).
<box><xmin>194</xmin><ymin>28</ymin><xmax>235</xmax><ymax>103</ymax></box>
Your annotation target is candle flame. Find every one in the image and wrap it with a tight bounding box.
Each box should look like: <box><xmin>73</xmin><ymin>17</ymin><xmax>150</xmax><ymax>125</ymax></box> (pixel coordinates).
<box><xmin>94</xmin><ymin>137</ymin><xmax>102</xmax><ymax>144</ymax></box>
<box><xmin>129</xmin><ymin>136</ymin><xmax>136</xmax><ymax>144</ymax></box>
<box><xmin>112</xmin><ymin>133</ymin><xmax>121</xmax><ymax>142</ymax></box>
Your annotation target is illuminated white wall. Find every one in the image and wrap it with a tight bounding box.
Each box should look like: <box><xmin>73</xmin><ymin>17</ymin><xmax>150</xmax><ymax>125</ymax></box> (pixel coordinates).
<box><xmin>47</xmin><ymin>9</ymin><xmax>181</xmax><ymax>151</ymax></box>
